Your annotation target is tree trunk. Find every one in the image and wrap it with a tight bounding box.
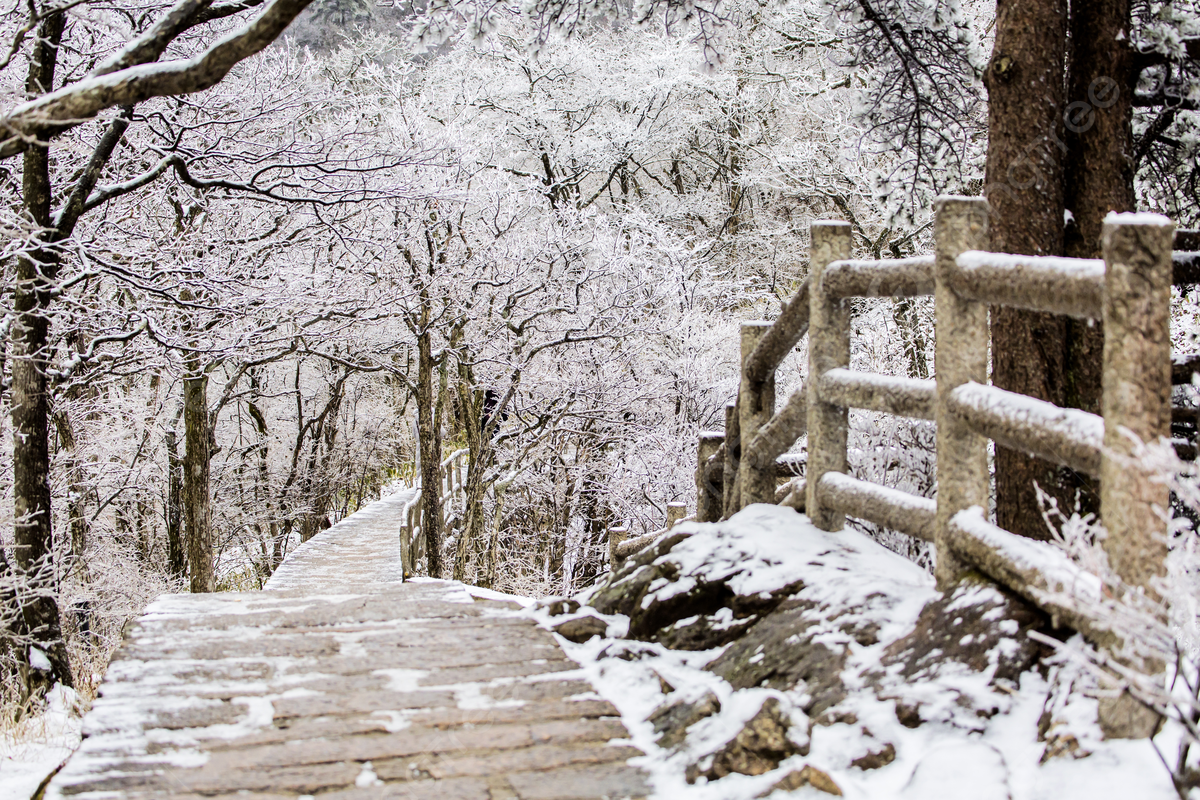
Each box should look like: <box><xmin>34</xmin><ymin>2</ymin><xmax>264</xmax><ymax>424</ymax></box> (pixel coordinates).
<box><xmin>246</xmin><ymin>394</ymin><xmax>284</xmax><ymax>571</ymax></box>
<box><xmin>10</xmin><ymin>10</ymin><xmax>72</xmax><ymax>689</ymax></box>
<box><xmin>51</xmin><ymin>410</ymin><xmax>91</xmax><ymax>577</ymax></box>
<box><xmin>415</xmin><ymin>327</ymin><xmax>444</xmax><ymax>577</ymax></box>
<box><xmin>165</xmin><ymin>429</ymin><xmax>187</xmax><ymax>581</ymax></box>
<box><xmin>984</xmin><ymin>0</ymin><xmax>1070</xmax><ymax>539</ymax></box>
<box><xmin>481</xmin><ymin>483</ymin><xmax>507</xmax><ymax>590</ymax></box>
<box><xmin>183</xmin><ymin>359</ymin><xmax>213</xmax><ymax>593</ymax></box>
<box><xmin>454</xmin><ymin>377</ymin><xmax>485</xmax><ymax>582</ymax></box>
<box><xmin>572</xmin><ymin>469</ymin><xmax>611</xmax><ymax>589</ymax></box>
<box><xmin>1060</xmin><ymin>0</ymin><xmax>1135</xmax><ymax>515</ymax></box>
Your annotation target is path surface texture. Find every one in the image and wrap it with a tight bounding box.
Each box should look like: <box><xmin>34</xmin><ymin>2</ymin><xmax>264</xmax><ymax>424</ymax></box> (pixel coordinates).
<box><xmin>47</xmin><ymin>491</ymin><xmax>648</xmax><ymax>799</ymax></box>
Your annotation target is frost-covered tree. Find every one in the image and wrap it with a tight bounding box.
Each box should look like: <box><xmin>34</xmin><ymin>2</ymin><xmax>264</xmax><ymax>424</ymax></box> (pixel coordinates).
<box><xmin>0</xmin><ymin>0</ymin><xmax>331</xmax><ymax>702</ymax></box>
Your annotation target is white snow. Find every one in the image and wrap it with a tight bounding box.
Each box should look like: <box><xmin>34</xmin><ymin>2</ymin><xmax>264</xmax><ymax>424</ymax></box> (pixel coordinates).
<box><xmin>956</xmin><ymin>250</ymin><xmax>1105</xmax><ymax>279</ymax></box>
<box><xmin>373</xmin><ymin>668</ymin><xmax>429</xmax><ymax>692</ymax></box>
<box><xmin>546</xmin><ymin>505</ymin><xmax>1184</xmax><ymax>799</ymax></box>
<box><xmin>1104</xmin><ymin>211</ymin><xmax>1174</xmax><ymax>227</ymax></box>
<box><xmin>28</xmin><ymin>649</ymin><xmax>51</xmax><ymax>672</ymax></box>
<box><xmin>355</xmin><ymin>761</ymin><xmax>383</xmax><ymax>787</ymax></box>
<box><xmin>461</xmin><ymin>585</ymin><xmax>536</xmax><ymax>606</ymax></box>
<box><xmin>0</xmin><ymin>685</ymin><xmax>83</xmax><ymax>800</ymax></box>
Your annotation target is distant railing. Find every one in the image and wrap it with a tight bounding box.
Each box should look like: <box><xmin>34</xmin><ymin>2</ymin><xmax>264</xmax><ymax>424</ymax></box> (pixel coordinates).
<box><xmin>399</xmin><ymin>449</ymin><xmax>467</xmax><ymax>577</ymax></box>
<box><xmin>608</xmin><ymin>502</ymin><xmax>692</xmax><ymax>568</ymax></box>
<box><xmin>677</xmin><ymin>198</ymin><xmax>1189</xmax><ymax>729</ymax></box>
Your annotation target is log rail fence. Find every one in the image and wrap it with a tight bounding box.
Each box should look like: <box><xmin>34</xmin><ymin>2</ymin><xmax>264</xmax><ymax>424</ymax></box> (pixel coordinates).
<box><xmin>612</xmin><ymin>196</ymin><xmax>1200</xmax><ymax>736</ymax></box>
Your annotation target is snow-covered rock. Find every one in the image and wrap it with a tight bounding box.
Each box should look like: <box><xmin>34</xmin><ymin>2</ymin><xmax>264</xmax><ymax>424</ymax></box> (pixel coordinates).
<box><xmin>544</xmin><ymin>505</ymin><xmax>1183</xmax><ymax>799</ymax></box>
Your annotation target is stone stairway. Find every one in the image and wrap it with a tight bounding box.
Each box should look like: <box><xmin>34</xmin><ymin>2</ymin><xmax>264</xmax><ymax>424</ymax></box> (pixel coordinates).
<box><xmin>46</xmin><ymin>492</ymin><xmax>647</xmax><ymax>799</ymax></box>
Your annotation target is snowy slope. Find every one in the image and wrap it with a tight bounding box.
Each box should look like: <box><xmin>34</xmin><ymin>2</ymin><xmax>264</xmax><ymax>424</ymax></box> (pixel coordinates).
<box><xmin>537</xmin><ymin>505</ymin><xmax>1183</xmax><ymax>799</ymax></box>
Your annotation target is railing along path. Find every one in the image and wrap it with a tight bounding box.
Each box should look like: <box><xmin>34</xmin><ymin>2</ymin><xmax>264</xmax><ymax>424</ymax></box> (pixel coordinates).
<box><xmin>610</xmin><ymin>198</ymin><xmax>1196</xmax><ymax>737</ymax></box>
<box><xmin>399</xmin><ymin>449</ymin><xmax>468</xmax><ymax>576</ymax></box>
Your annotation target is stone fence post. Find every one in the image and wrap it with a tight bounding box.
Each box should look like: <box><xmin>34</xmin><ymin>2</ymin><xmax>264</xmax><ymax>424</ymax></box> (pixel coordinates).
<box><xmin>739</xmin><ymin>322</ymin><xmax>776</xmax><ymax>507</ymax></box>
<box><xmin>608</xmin><ymin>525</ymin><xmax>628</xmax><ymax>569</ymax></box>
<box><xmin>805</xmin><ymin>221</ymin><xmax>853</xmax><ymax>531</ymax></box>
<box><xmin>666</xmin><ymin>502</ymin><xmax>687</xmax><ymax>529</ymax></box>
<box><xmin>696</xmin><ymin>432</ymin><xmax>724</xmax><ymax>523</ymax></box>
<box><xmin>933</xmin><ymin>196</ymin><xmax>990</xmax><ymax>590</ymax></box>
<box><xmin>722</xmin><ymin>403</ymin><xmax>740</xmax><ymax>517</ymax></box>
<box><xmin>1100</xmin><ymin>214</ymin><xmax>1175</xmax><ymax>597</ymax></box>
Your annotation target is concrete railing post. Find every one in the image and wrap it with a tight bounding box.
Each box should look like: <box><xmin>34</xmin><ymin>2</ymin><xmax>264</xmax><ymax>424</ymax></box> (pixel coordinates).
<box><xmin>739</xmin><ymin>321</ymin><xmax>776</xmax><ymax>507</ymax></box>
<box><xmin>1100</xmin><ymin>214</ymin><xmax>1174</xmax><ymax>596</ymax></box>
<box><xmin>608</xmin><ymin>525</ymin><xmax>628</xmax><ymax>570</ymax></box>
<box><xmin>722</xmin><ymin>402</ymin><xmax>740</xmax><ymax>517</ymax></box>
<box><xmin>933</xmin><ymin>196</ymin><xmax>991</xmax><ymax>590</ymax></box>
<box><xmin>806</xmin><ymin>221</ymin><xmax>853</xmax><ymax>531</ymax></box>
<box><xmin>1098</xmin><ymin>213</ymin><xmax>1174</xmax><ymax>741</ymax></box>
<box><xmin>399</xmin><ymin>522</ymin><xmax>410</xmax><ymax>580</ymax></box>
<box><xmin>666</xmin><ymin>502</ymin><xmax>687</xmax><ymax>529</ymax></box>
<box><xmin>696</xmin><ymin>432</ymin><xmax>724</xmax><ymax>523</ymax></box>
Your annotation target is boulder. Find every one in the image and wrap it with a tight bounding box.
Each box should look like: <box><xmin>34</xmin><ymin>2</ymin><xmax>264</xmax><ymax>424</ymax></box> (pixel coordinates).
<box><xmin>850</xmin><ymin>740</ymin><xmax>896</xmax><ymax>770</ymax></box>
<box><xmin>596</xmin><ymin>640</ymin><xmax>662</xmax><ymax>661</ymax></box>
<box><xmin>587</xmin><ymin>532</ymin><xmax>693</xmax><ymax>618</ymax></box>
<box><xmin>755</xmin><ymin>765</ymin><xmax>843</xmax><ymax>797</ymax></box>
<box><xmin>881</xmin><ymin>576</ymin><xmax>1044</xmax><ymax>684</ymax></box>
<box><xmin>539</xmin><ymin>597</ymin><xmax>581</xmax><ymax>616</ymax></box>
<box><xmin>588</xmin><ymin>530</ymin><xmax>802</xmax><ymax>650</ymax></box>
<box><xmin>707</xmin><ymin>599</ymin><xmax>847</xmax><ymax>719</ymax></box>
<box><xmin>648</xmin><ymin>692</ymin><xmax>720</xmax><ymax>749</ymax></box>
<box><xmin>552</xmin><ymin>614</ymin><xmax>609</xmax><ymax>643</ymax></box>
<box><xmin>686</xmin><ymin>698</ymin><xmax>804</xmax><ymax>783</ymax></box>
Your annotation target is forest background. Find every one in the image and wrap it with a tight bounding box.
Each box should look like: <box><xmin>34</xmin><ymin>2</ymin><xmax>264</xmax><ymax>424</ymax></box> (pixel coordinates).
<box><xmin>0</xmin><ymin>0</ymin><xmax>1197</xmax><ymax>721</ymax></box>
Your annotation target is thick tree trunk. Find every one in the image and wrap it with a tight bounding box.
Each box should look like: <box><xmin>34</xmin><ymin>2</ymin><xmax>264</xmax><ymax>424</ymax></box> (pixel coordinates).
<box><xmin>183</xmin><ymin>360</ymin><xmax>213</xmax><ymax>593</ymax></box>
<box><xmin>1060</xmin><ymin>0</ymin><xmax>1136</xmax><ymax>513</ymax></box>
<box><xmin>572</xmin><ymin>469</ymin><xmax>610</xmax><ymax>589</ymax></box>
<box><xmin>10</xmin><ymin>11</ymin><xmax>72</xmax><ymax>689</ymax></box>
<box><xmin>246</xmin><ymin>394</ymin><xmax>284</xmax><ymax>570</ymax></box>
<box><xmin>301</xmin><ymin>372</ymin><xmax>343</xmax><ymax>543</ymax></box>
<box><xmin>480</xmin><ymin>484</ymin><xmax>507</xmax><ymax>590</ymax></box>
<box><xmin>548</xmin><ymin>459</ymin><xmax>572</xmax><ymax>590</ymax></box>
<box><xmin>984</xmin><ymin>0</ymin><xmax>1070</xmax><ymax>539</ymax></box>
<box><xmin>1064</xmin><ymin>2</ymin><xmax>1135</xmax><ymax>264</ymax></box>
<box><xmin>454</xmin><ymin>378</ymin><xmax>486</xmax><ymax>582</ymax></box>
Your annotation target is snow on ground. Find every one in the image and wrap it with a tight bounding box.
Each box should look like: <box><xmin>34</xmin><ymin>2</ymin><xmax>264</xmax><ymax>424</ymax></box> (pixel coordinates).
<box><xmin>5</xmin><ymin>497</ymin><xmax>1185</xmax><ymax>799</ymax></box>
<box><xmin>533</xmin><ymin>506</ymin><xmax>1185</xmax><ymax>800</ymax></box>
<box><xmin>0</xmin><ymin>685</ymin><xmax>83</xmax><ymax>800</ymax></box>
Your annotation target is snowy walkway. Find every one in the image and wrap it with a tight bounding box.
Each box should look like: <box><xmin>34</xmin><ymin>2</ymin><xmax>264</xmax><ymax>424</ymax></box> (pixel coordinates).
<box><xmin>46</xmin><ymin>491</ymin><xmax>647</xmax><ymax>799</ymax></box>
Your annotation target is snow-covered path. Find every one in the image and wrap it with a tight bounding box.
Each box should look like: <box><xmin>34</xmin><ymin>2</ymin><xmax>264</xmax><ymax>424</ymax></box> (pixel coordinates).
<box><xmin>265</xmin><ymin>488</ymin><xmax>418</xmax><ymax>591</ymax></box>
<box><xmin>43</xmin><ymin>490</ymin><xmax>647</xmax><ymax>799</ymax></box>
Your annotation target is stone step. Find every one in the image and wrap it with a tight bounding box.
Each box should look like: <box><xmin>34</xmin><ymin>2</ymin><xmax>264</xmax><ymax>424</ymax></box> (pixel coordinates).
<box><xmin>48</xmin><ymin>492</ymin><xmax>646</xmax><ymax>800</ymax></box>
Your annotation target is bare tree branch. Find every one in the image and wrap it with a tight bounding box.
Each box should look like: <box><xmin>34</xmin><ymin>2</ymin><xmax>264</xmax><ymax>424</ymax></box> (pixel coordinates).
<box><xmin>0</xmin><ymin>0</ymin><xmax>314</xmax><ymax>158</ymax></box>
